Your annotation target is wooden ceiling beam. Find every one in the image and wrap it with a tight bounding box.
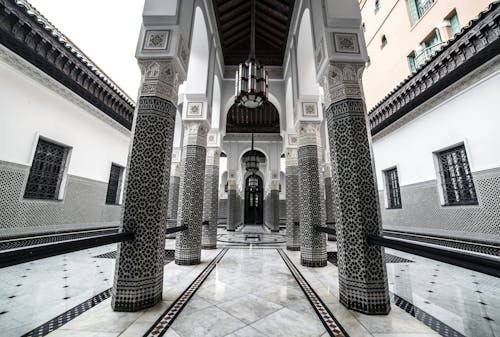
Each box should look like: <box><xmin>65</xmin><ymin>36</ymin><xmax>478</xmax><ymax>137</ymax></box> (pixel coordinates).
<box><xmin>256</xmin><ymin>11</ymin><xmax>287</xmax><ymax>32</ymax></box>
<box><xmin>255</xmin><ymin>1</ymin><xmax>288</xmax><ymax>23</ymax></box>
<box><xmin>225</xmin><ymin>28</ymin><xmax>251</xmax><ymax>48</ymax></box>
<box><xmin>255</xmin><ymin>26</ymin><xmax>283</xmax><ymax>47</ymax></box>
<box><xmin>260</xmin><ymin>0</ymin><xmax>290</xmax><ymax>14</ymax></box>
<box><xmin>218</xmin><ymin>0</ymin><xmax>246</xmax><ymax>14</ymax></box>
<box><xmin>220</xmin><ymin>2</ymin><xmax>250</xmax><ymax>22</ymax></box>
<box><xmin>222</xmin><ymin>19</ymin><xmax>251</xmax><ymax>40</ymax></box>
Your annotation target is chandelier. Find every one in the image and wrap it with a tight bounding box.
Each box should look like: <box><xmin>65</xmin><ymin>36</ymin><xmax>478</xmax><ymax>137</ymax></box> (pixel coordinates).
<box><xmin>248</xmin><ymin>175</ymin><xmax>259</xmax><ymax>191</ymax></box>
<box><xmin>245</xmin><ymin>133</ymin><xmax>259</xmax><ymax>175</ymax></box>
<box><xmin>234</xmin><ymin>0</ymin><xmax>268</xmax><ymax>109</ymax></box>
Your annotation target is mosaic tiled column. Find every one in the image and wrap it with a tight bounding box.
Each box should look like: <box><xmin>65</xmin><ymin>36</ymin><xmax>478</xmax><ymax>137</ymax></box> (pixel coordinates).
<box><xmin>285</xmin><ymin>148</ymin><xmax>300</xmax><ymax>250</ymax></box>
<box><xmin>269</xmin><ymin>179</ymin><xmax>280</xmax><ymax>232</ymax></box>
<box><xmin>322</xmin><ymin>62</ymin><xmax>390</xmax><ymax>314</ymax></box>
<box><xmin>175</xmin><ymin>121</ymin><xmax>209</xmax><ymax>265</ymax></box>
<box><xmin>324</xmin><ymin>163</ymin><xmax>336</xmax><ymax>241</ymax></box>
<box><xmin>112</xmin><ymin>59</ymin><xmax>182</xmax><ymax>312</ymax></box>
<box><xmin>166</xmin><ymin>161</ymin><xmax>181</xmax><ymax>239</ymax></box>
<box><xmin>297</xmin><ymin>121</ymin><xmax>327</xmax><ymax>267</ymax></box>
<box><xmin>202</xmin><ymin>147</ymin><xmax>220</xmax><ymax>249</ymax></box>
<box><xmin>226</xmin><ymin>179</ymin><xmax>237</xmax><ymax>231</ymax></box>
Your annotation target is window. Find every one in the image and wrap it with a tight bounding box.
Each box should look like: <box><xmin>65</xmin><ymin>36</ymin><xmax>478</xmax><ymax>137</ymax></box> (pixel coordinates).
<box><xmin>449</xmin><ymin>12</ymin><xmax>461</xmax><ymax>36</ymax></box>
<box><xmin>24</xmin><ymin>138</ymin><xmax>69</xmax><ymax>200</ymax></box>
<box><xmin>105</xmin><ymin>164</ymin><xmax>124</xmax><ymax>205</ymax></box>
<box><xmin>413</xmin><ymin>29</ymin><xmax>443</xmax><ymax>69</ymax></box>
<box><xmin>381</xmin><ymin>35</ymin><xmax>388</xmax><ymax>49</ymax></box>
<box><xmin>437</xmin><ymin>145</ymin><xmax>478</xmax><ymax>206</ymax></box>
<box><xmin>384</xmin><ymin>168</ymin><xmax>402</xmax><ymax>209</ymax></box>
<box><xmin>375</xmin><ymin>0</ymin><xmax>380</xmax><ymax>13</ymax></box>
<box><xmin>408</xmin><ymin>53</ymin><xmax>417</xmax><ymax>73</ymax></box>
<box><xmin>408</xmin><ymin>0</ymin><xmax>434</xmax><ymax>25</ymax></box>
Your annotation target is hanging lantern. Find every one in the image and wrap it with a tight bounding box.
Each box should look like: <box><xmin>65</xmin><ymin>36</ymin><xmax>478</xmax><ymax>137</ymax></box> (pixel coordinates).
<box><xmin>245</xmin><ymin>133</ymin><xmax>259</xmax><ymax>175</ymax></box>
<box><xmin>248</xmin><ymin>175</ymin><xmax>259</xmax><ymax>191</ymax></box>
<box><xmin>234</xmin><ymin>0</ymin><xmax>268</xmax><ymax>109</ymax></box>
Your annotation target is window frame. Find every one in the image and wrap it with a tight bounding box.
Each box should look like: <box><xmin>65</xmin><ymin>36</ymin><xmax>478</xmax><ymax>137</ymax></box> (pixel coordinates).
<box><xmin>24</xmin><ymin>134</ymin><xmax>72</xmax><ymax>201</ymax></box>
<box><xmin>433</xmin><ymin>142</ymin><xmax>479</xmax><ymax>207</ymax></box>
<box><xmin>105</xmin><ymin>163</ymin><xmax>125</xmax><ymax>205</ymax></box>
<box><xmin>382</xmin><ymin>166</ymin><xmax>403</xmax><ymax>209</ymax></box>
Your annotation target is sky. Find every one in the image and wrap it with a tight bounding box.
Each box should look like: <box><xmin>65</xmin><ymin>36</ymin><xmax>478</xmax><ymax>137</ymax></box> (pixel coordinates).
<box><xmin>28</xmin><ymin>0</ymin><xmax>144</xmax><ymax>99</ymax></box>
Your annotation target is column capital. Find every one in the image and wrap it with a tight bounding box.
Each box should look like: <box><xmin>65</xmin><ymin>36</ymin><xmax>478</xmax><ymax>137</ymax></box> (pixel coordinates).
<box><xmin>297</xmin><ymin>120</ymin><xmax>321</xmax><ymax>147</ymax></box>
<box><xmin>170</xmin><ymin>161</ymin><xmax>181</xmax><ymax>177</ymax></box>
<box><xmin>319</xmin><ymin>62</ymin><xmax>365</xmax><ymax>107</ymax></box>
<box><xmin>183</xmin><ymin>120</ymin><xmax>210</xmax><ymax>147</ymax></box>
<box><xmin>227</xmin><ymin>179</ymin><xmax>238</xmax><ymax>191</ymax></box>
<box><xmin>206</xmin><ymin>147</ymin><xmax>221</xmax><ymax>166</ymax></box>
<box><xmin>138</xmin><ymin>58</ymin><xmax>184</xmax><ymax>105</ymax></box>
<box><xmin>269</xmin><ymin>179</ymin><xmax>280</xmax><ymax>191</ymax></box>
<box><xmin>285</xmin><ymin>148</ymin><xmax>298</xmax><ymax>167</ymax></box>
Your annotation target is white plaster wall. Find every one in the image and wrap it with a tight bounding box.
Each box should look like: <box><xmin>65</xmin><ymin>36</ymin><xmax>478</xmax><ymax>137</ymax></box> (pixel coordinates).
<box><xmin>372</xmin><ymin>70</ymin><xmax>500</xmax><ymax>189</ymax></box>
<box><xmin>0</xmin><ymin>60</ymin><xmax>131</xmax><ymax>183</ymax></box>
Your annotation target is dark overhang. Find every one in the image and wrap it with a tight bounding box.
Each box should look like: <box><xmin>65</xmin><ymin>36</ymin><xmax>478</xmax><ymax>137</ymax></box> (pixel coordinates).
<box><xmin>368</xmin><ymin>2</ymin><xmax>500</xmax><ymax>136</ymax></box>
<box><xmin>0</xmin><ymin>0</ymin><xmax>135</xmax><ymax>130</ymax></box>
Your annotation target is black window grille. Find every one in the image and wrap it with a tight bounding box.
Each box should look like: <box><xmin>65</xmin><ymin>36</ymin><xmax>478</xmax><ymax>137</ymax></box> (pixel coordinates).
<box><xmin>438</xmin><ymin>145</ymin><xmax>478</xmax><ymax>206</ymax></box>
<box><xmin>105</xmin><ymin>164</ymin><xmax>123</xmax><ymax>205</ymax></box>
<box><xmin>384</xmin><ymin>168</ymin><xmax>402</xmax><ymax>209</ymax></box>
<box><xmin>24</xmin><ymin>139</ymin><xmax>68</xmax><ymax>200</ymax></box>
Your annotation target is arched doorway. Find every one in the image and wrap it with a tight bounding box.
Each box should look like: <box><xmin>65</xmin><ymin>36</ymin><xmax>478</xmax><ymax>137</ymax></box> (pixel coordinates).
<box><xmin>244</xmin><ymin>175</ymin><xmax>263</xmax><ymax>224</ymax></box>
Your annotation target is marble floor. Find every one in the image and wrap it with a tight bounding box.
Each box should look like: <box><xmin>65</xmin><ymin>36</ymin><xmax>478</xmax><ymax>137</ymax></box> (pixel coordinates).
<box><xmin>0</xmin><ymin>244</ymin><xmax>117</xmax><ymax>337</ymax></box>
<box><xmin>1</xmin><ymin>227</ymin><xmax>498</xmax><ymax>337</ymax></box>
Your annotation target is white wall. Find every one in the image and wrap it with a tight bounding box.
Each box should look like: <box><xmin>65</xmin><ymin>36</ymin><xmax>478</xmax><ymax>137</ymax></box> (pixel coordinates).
<box><xmin>372</xmin><ymin>70</ymin><xmax>500</xmax><ymax>189</ymax></box>
<box><xmin>0</xmin><ymin>60</ymin><xmax>131</xmax><ymax>183</ymax></box>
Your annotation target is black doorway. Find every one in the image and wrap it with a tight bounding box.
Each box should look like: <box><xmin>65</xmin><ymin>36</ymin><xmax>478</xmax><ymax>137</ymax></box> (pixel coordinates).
<box><xmin>244</xmin><ymin>175</ymin><xmax>263</xmax><ymax>224</ymax></box>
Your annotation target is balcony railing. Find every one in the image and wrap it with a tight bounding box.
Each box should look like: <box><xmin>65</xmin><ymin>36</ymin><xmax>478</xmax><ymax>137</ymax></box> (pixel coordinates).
<box><xmin>417</xmin><ymin>0</ymin><xmax>434</xmax><ymax>16</ymax></box>
<box><xmin>414</xmin><ymin>41</ymin><xmax>447</xmax><ymax>68</ymax></box>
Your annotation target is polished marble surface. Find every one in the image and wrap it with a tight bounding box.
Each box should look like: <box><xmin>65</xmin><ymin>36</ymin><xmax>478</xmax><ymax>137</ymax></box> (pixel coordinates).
<box><xmin>168</xmin><ymin>248</ymin><xmax>328</xmax><ymax>337</ymax></box>
<box><xmin>385</xmin><ymin>248</ymin><xmax>500</xmax><ymax>337</ymax></box>
<box><xmin>0</xmin><ymin>244</ymin><xmax>117</xmax><ymax>337</ymax></box>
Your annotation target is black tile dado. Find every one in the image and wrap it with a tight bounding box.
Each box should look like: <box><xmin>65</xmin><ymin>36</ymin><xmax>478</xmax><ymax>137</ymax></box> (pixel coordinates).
<box><xmin>93</xmin><ymin>249</ymin><xmax>175</xmax><ymax>265</ymax></box>
<box><xmin>327</xmin><ymin>251</ymin><xmax>413</xmax><ymax>265</ymax></box>
<box><xmin>21</xmin><ymin>288</ymin><xmax>112</xmax><ymax>337</ymax></box>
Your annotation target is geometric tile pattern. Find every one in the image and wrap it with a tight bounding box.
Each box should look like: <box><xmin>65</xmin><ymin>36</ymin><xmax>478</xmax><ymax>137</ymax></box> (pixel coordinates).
<box><xmin>0</xmin><ymin>161</ymin><xmax>121</xmax><ymax>237</ymax></box>
<box><xmin>286</xmin><ymin>165</ymin><xmax>300</xmax><ymax>250</ymax></box>
<box><xmin>175</xmin><ymin>145</ymin><xmax>207</xmax><ymax>265</ymax></box>
<box><xmin>21</xmin><ymin>288</ymin><xmax>112</xmax><ymax>337</ymax></box>
<box><xmin>324</xmin><ymin>176</ymin><xmax>336</xmax><ymax>241</ymax></box>
<box><xmin>112</xmin><ymin>96</ymin><xmax>176</xmax><ymax>312</ymax></box>
<box><xmin>166</xmin><ymin>175</ymin><xmax>180</xmax><ymax>238</ymax></box>
<box><xmin>323</xmin><ymin>62</ymin><xmax>390</xmax><ymax>314</ymax></box>
<box><xmin>327</xmin><ymin>251</ymin><xmax>414</xmax><ymax>265</ymax></box>
<box><xmin>144</xmin><ymin>248</ymin><xmax>229</xmax><ymax>337</ymax></box>
<box><xmin>0</xmin><ymin>228</ymin><xmax>118</xmax><ymax>251</ymax></box>
<box><xmin>94</xmin><ymin>249</ymin><xmax>175</xmax><ymax>265</ymax></box>
<box><xmin>277</xmin><ymin>249</ymin><xmax>349</xmax><ymax>337</ymax></box>
<box><xmin>379</xmin><ymin>168</ymin><xmax>500</xmax><ymax>243</ymax></box>
<box><xmin>391</xmin><ymin>293</ymin><xmax>465</xmax><ymax>337</ymax></box>
<box><xmin>227</xmin><ymin>189</ymin><xmax>237</xmax><ymax>231</ymax></box>
<box><xmin>202</xmin><ymin>163</ymin><xmax>219</xmax><ymax>249</ymax></box>
<box><xmin>298</xmin><ymin>144</ymin><xmax>327</xmax><ymax>267</ymax></box>
<box><xmin>326</xmin><ymin>97</ymin><xmax>391</xmax><ymax>314</ymax></box>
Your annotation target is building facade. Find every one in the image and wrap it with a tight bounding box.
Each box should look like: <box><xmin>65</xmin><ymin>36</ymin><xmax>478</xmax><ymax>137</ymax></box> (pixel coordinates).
<box><xmin>360</xmin><ymin>0</ymin><xmax>494</xmax><ymax>109</ymax></box>
<box><xmin>0</xmin><ymin>1</ymin><xmax>134</xmax><ymax>238</ymax></box>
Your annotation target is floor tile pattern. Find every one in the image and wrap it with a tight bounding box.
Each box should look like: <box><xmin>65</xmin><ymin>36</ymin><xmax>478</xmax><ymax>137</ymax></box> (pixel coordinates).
<box><xmin>145</xmin><ymin>248</ymin><xmax>229</xmax><ymax>336</ymax></box>
<box><xmin>22</xmin><ymin>289</ymin><xmax>112</xmax><ymax>337</ymax></box>
<box><xmin>277</xmin><ymin>248</ymin><xmax>348</xmax><ymax>337</ymax></box>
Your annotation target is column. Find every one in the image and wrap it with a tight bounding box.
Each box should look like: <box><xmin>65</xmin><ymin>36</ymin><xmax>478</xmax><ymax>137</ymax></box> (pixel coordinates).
<box><xmin>285</xmin><ymin>148</ymin><xmax>300</xmax><ymax>250</ymax></box>
<box><xmin>322</xmin><ymin>62</ymin><xmax>390</xmax><ymax>314</ymax></box>
<box><xmin>297</xmin><ymin>121</ymin><xmax>327</xmax><ymax>267</ymax></box>
<box><xmin>166</xmin><ymin>159</ymin><xmax>181</xmax><ymax>239</ymax></box>
<box><xmin>175</xmin><ymin>121</ymin><xmax>209</xmax><ymax>265</ymax></box>
<box><xmin>226</xmin><ymin>178</ymin><xmax>237</xmax><ymax>231</ymax></box>
<box><xmin>323</xmin><ymin>162</ymin><xmax>336</xmax><ymax>241</ymax></box>
<box><xmin>269</xmin><ymin>179</ymin><xmax>280</xmax><ymax>232</ymax></box>
<box><xmin>202</xmin><ymin>147</ymin><xmax>220</xmax><ymax>249</ymax></box>
<box><xmin>112</xmin><ymin>59</ymin><xmax>182</xmax><ymax>311</ymax></box>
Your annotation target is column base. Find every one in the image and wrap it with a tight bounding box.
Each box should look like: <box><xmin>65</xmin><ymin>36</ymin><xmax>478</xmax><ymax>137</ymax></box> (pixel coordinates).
<box><xmin>286</xmin><ymin>246</ymin><xmax>300</xmax><ymax>251</ymax></box>
<box><xmin>226</xmin><ymin>228</ymin><xmax>236</xmax><ymax>232</ymax></box>
<box><xmin>339</xmin><ymin>278</ymin><xmax>391</xmax><ymax>315</ymax></box>
<box><xmin>339</xmin><ymin>296</ymin><xmax>391</xmax><ymax>315</ymax></box>
<box><xmin>202</xmin><ymin>244</ymin><xmax>217</xmax><ymax>249</ymax></box>
<box><xmin>175</xmin><ymin>257</ymin><xmax>201</xmax><ymax>265</ymax></box>
<box><xmin>301</xmin><ymin>258</ymin><xmax>327</xmax><ymax>267</ymax></box>
<box><xmin>112</xmin><ymin>286</ymin><xmax>162</xmax><ymax>312</ymax></box>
